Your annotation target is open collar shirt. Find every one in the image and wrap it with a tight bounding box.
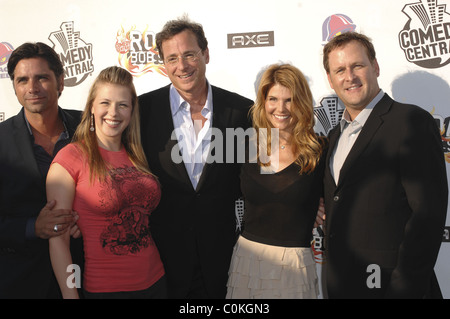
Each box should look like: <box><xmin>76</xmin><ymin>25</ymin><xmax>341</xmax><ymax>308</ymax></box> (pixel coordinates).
<box><xmin>330</xmin><ymin>90</ymin><xmax>384</xmax><ymax>184</ymax></box>
<box><xmin>170</xmin><ymin>82</ymin><xmax>213</xmax><ymax>189</ymax></box>
<box><xmin>23</xmin><ymin>107</ymin><xmax>71</xmax><ymax>239</ymax></box>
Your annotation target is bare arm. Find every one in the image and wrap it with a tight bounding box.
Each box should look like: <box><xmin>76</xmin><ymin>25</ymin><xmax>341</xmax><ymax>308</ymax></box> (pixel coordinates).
<box><xmin>46</xmin><ymin>163</ymin><xmax>79</xmax><ymax>299</ymax></box>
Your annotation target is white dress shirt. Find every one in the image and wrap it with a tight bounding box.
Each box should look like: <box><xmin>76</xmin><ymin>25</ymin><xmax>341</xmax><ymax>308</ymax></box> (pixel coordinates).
<box><xmin>330</xmin><ymin>90</ymin><xmax>384</xmax><ymax>184</ymax></box>
<box><xmin>170</xmin><ymin>83</ymin><xmax>213</xmax><ymax>189</ymax></box>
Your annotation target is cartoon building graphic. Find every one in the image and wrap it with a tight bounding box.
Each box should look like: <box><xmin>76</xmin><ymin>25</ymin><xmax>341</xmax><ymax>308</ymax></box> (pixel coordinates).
<box><xmin>314</xmin><ymin>97</ymin><xmax>345</xmax><ymax>136</ymax></box>
<box><xmin>402</xmin><ymin>0</ymin><xmax>446</xmax><ymax>28</ymax></box>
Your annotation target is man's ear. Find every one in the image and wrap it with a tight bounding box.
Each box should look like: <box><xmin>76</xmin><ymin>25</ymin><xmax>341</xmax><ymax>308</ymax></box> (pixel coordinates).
<box><xmin>204</xmin><ymin>47</ymin><xmax>210</xmax><ymax>64</ymax></box>
<box><xmin>373</xmin><ymin>58</ymin><xmax>380</xmax><ymax>77</ymax></box>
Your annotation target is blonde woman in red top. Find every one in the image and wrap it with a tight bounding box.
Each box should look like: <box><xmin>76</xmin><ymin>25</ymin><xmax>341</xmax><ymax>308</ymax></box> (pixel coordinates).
<box><xmin>47</xmin><ymin>66</ymin><xmax>165</xmax><ymax>299</ymax></box>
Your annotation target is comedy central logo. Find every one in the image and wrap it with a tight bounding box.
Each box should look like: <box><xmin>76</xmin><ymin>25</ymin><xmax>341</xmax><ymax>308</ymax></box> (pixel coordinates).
<box><xmin>49</xmin><ymin>21</ymin><xmax>94</xmax><ymax>86</ymax></box>
<box><xmin>115</xmin><ymin>25</ymin><xmax>167</xmax><ymax>77</ymax></box>
<box><xmin>399</xmin><ymin>0</ymin><xmax>450</xmax><ymax>69</ymax></box>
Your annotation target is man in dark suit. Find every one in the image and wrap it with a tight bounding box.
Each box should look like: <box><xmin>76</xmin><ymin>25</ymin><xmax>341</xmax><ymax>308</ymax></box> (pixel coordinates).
<box><xmin>0</xmin><ymin>42</ymin><xmax>82</xmax><ymax>298</ymax></box>
<box><xmin>139</xmin><ymin>16</ymin><xmax>253</xmax><ymax>298</ymax></box>
<box><xmin>322</xmin><ymin>32</ymin><xmax>448</xmax><ymax>298</ymax></box>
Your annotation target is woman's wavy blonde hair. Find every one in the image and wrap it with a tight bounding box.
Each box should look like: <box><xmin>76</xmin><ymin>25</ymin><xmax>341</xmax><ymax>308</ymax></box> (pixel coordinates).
<box><xmin>250</xmin><ymin>63</ymin><xmax>325</xmax><ymax>174</ymax></box>
<box><xmin>72</xmin><ymin>66</ymin><xmax>154</xmax><ymax>182</ymax></box>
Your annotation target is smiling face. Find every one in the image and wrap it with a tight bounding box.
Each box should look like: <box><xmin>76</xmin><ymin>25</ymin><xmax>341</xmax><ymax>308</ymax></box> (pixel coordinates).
<box><xmin>327</xmin><ymin>40</ymin><xmax>380</xmax><ymax>120</ymax></box>
<box><xmin>265</xmin><ymin>83</ymin><xmax>295</xmax><ymax>135</ymax></box>
<box><xmin>91</xmin><ymin>83</ymin><xmax>132</xmax><ymax>151</ymax></box>
<box><xmin>161</xmin><ymin>30</ymin><xmax>209</xmax><ymax>100</ymax></box>
<box><xmin>12</xmin><ymin>57</ymin><xmax>63</xmax><ymax>116</ymax></box>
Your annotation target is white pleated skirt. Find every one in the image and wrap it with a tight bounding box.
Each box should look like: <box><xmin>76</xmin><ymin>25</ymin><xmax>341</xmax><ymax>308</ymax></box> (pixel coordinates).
<box><xmin>226</xmin><ymin>236</ymin><xmax>318</xmax><ymax>299</ymax></box>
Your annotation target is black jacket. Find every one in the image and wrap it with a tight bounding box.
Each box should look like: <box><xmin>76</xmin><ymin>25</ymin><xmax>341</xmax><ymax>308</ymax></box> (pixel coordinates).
<box><xmin>0</xmin><ymin>107</ymin><xmax>81</xmax><ymax>298</ymax></box>
<box><xmin>139</xmin><ymin>85</ymin><xmax>252</xmax><ymax>298</ymax></box>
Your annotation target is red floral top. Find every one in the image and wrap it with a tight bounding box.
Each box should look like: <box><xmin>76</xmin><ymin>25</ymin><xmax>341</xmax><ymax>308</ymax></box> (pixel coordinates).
<box><xmin>53</xmin><ymin>143</ymin><xmax>164</xmax><ymax>293</ymax></box>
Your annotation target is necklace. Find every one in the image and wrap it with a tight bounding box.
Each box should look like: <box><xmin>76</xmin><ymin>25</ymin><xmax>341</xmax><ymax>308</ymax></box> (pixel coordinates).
<box><xmin>279</xmin><ymin>138</ymin><xmax>291</xmax><ymax>150</ymax></box>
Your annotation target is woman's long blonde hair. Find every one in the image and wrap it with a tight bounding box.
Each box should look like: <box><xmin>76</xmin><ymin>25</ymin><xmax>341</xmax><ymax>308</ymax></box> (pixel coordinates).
<box><xmin>72</xmin><ymin>66</ymin><xmax>153</xmax><ymax>182</ymax></box>
<box><xmin>251</xmin><ymin>63</ymin><xmax>325</xmax><ymax>174</ymax></box>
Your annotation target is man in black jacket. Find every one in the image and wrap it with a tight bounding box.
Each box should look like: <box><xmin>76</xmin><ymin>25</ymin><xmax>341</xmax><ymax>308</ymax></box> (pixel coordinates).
<box><xmin>322</xmin><ymin>32</ymin><xmax>447</xmax><ymax>298</ymax></box>
<box><xmin>139</xmin><ymin>16</ymin><xmax>253</xmax><ymax>298</ymax></box>
<box><xmin>0</xmin><ymin>42</ymin><xmax>82</xmax><ymax>298</ymax></box>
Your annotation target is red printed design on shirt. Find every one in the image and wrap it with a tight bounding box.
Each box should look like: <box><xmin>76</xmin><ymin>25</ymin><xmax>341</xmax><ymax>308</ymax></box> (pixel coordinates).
<box><xmin>97</xmin><ymin>165</ymin><xmax>160</xmax><ymax>256</ymax></box>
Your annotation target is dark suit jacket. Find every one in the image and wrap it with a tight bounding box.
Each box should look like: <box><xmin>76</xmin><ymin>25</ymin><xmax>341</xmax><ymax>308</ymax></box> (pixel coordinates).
<box><xmin>0</xmin><ymin>107</ymin><xmax>81</xmax><ymax>298</ymax></box>
<box><xmin>323</xmin><ymin>94</ymin><xmax>448</xmax><ymax>298</ymax></box>
<box><xmin>139</xmin><ymin>84</ymin><xmax>252</xmax><ymax>298</ymax></box>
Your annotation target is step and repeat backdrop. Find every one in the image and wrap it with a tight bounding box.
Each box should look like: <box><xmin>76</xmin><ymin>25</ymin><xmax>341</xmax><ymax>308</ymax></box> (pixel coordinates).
<box><xmin>1</xmin><ymin>0</ymin><xmax>450</xmax><ymax>298</ymax></box>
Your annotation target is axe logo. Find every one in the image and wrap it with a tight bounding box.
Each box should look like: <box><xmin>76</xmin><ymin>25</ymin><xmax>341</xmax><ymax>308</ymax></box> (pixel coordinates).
<box><xmin>227</xmin><ymin>31</ymin><xmax>274</xmax><ymax>49</ymax></box>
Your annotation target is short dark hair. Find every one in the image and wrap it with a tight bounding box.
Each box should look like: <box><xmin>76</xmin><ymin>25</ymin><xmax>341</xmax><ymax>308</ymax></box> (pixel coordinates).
<box><xmin>155</xmin><ymin>15</ymin><xmax>208</xmax><ymax>61</ymax></box>
<box><xmin>7</xmin><ymin>42</ymin><xmax>64</xmax><ymax>80</ymax></box>
<box><xmin>323</xmin><ymin>32</ymin><xmax>376</xmax><ymax>73</ymax></box>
